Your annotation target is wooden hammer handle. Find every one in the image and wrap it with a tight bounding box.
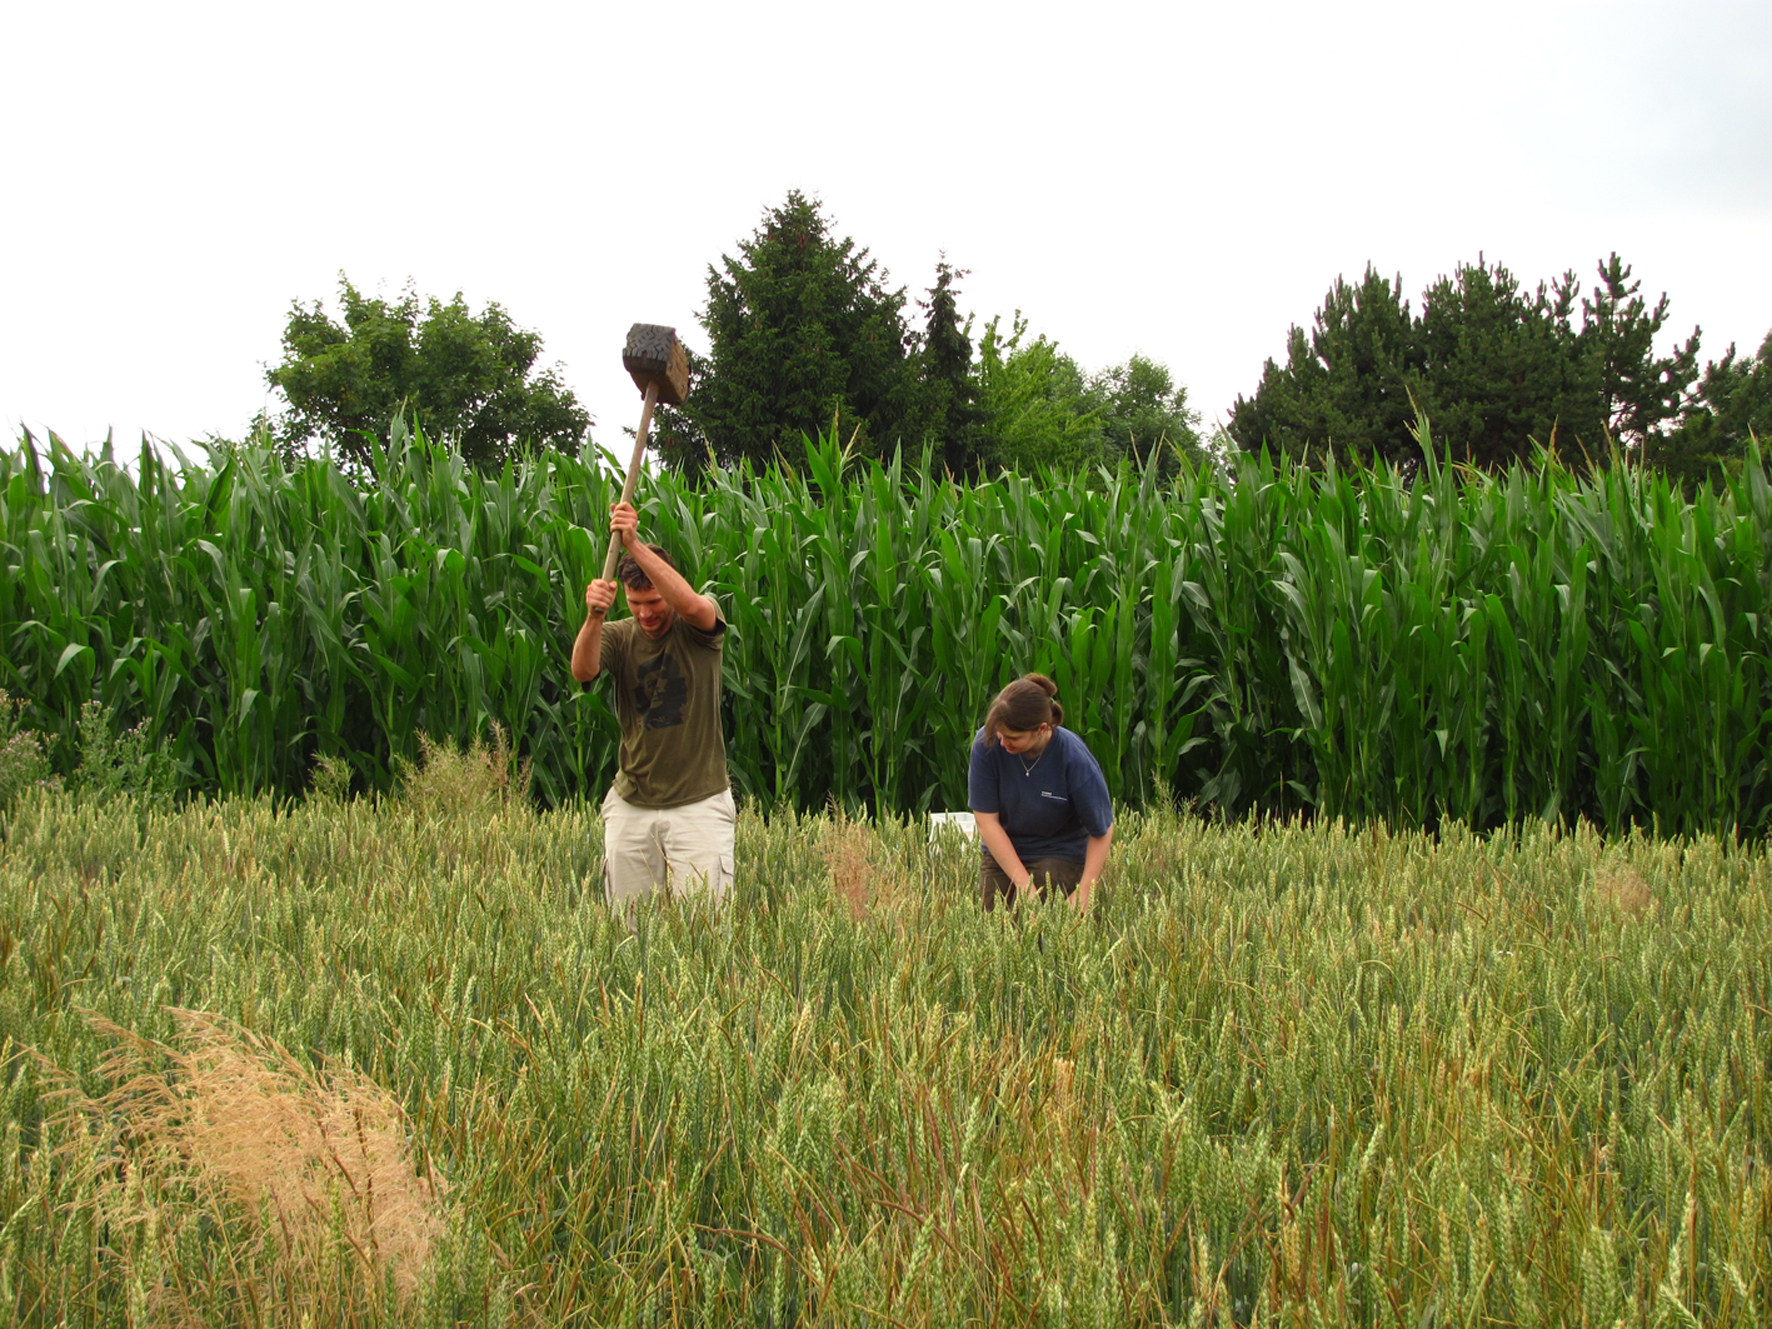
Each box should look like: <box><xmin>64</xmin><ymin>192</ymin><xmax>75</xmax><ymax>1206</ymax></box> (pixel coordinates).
<box><xmin>601</xmin><ymin>380</ymin><xmax>660</xmax><ymax>582</ymax></box>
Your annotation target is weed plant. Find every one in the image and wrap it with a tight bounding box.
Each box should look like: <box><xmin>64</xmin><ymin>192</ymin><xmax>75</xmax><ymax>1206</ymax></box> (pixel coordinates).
<box><xmin>0</xmin><ymin>749</ymin><xmax>1766</xmax><ymax>1324</ymax></box>
<box><xmin>0</xmin><ymin>695</ymin><xmax>53</xmax><ymax>814</ymax></box>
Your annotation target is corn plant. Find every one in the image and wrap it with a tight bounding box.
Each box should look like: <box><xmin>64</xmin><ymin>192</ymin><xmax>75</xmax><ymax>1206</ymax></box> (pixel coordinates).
<box><xmin>4</xmin><ymin>425</ymin><xmax>1771</xmax><ymax>834</ymax></box>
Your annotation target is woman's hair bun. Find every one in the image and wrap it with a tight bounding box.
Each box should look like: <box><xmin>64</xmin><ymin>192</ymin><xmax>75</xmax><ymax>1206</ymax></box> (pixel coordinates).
<box><xmin>1022</xmin><ymin>672</ymin><xmax>1058</xmax><ymax>697</ymax></box>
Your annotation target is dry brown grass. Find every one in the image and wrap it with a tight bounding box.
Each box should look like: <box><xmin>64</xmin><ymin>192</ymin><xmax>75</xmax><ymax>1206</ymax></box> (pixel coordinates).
<box><xmin>822</xmin><ymin>817</ymin><xmax>877</xmax><ymax>921</ymax></box>
<box><xmin>1594</xmin><ymin>862</ymin><xmax>1654</xmax><ymax>917</ymax></box>
<box><xmin>47</xmin><ymin>1009</ymin><xmax>446</xmax><ymax>1320</ymax></box>
<box><xmin>819</xmin><ymin>816</ymin><xmax>910</xmax><ymax>921</ymax></box>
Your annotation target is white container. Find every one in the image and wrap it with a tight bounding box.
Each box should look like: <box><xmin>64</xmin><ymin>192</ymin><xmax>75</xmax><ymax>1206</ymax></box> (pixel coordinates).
<box><xmin>928</xmin><ymin>811</ymin><xmax>979</xmax><ymax>842</ymax></box>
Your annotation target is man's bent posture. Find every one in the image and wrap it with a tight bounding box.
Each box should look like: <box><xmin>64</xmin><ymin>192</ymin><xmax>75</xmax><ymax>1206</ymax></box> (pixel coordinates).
<box><xmin>571</xmin><ymin>501</ymin><xmax>733</xmax><ymax>905</ymax></box>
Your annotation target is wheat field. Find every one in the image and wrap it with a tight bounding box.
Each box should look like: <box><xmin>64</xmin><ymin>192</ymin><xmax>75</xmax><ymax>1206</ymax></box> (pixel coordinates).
<box><xmin>1</xmin><ymin>755</ymin><xmax>1768</xmax><ymax>1326</ymax></box>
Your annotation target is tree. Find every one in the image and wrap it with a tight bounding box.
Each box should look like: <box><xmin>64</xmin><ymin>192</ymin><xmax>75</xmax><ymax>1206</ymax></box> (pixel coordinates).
<box><xmin>917</xmin><ymin>260</ymin><xmax>991</xmax><ymax>477</ymax></box>
<box><xmin>1649</xmin><ymin>329</ymin><xmax>1772</xmax><ymax>490</ymax></box>
<box><xmin>1228</xmin><ymin>267</ymin><xmax>1424</xmax><ymax>469</ymax></box>
<box><xmin>971</xmin><ymin>317</ymin><xmax>1205</xmax><ymax>476</ymax></box>
<box><xmin>1577</xmin><ymin>254</ymin><xmax>1701</xmax><ymax>447</ymax></box>
<box><xmin>648</xmin><ymin>347</ymin><xmax>715</xmax><ymax>482</ymax></box>
<box><xmin>1086</xmin><ymin>354</ymin><xmax>1205</xmax><ymax>474</ymax></box>
<box><xmin>1228</xmin><ymin>254</ymin><xmax>1700</xmax><ymax>471</ymax></box>
<box><xmin>266</xmin><ymin>275</ymin><xmax>590</xmax><ymax>470</ymax></box>
<box><xmin>974</xmin><ymin>315</ymin><xmax>1105</xmax><ymax>472</ymax></box>
<box><xmin>1412</xmin><ymin>260</ymin><xmax>1593</xmax><ymax>469</ymax></box>
<box><xmin>682</xmin><ymin>192</ymin><xmax>921</xmax><ymax>468</ymax></box>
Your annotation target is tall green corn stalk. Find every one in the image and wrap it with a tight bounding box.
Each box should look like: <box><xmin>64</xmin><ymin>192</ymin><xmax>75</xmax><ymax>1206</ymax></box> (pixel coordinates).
<box><xmin>4</xmin><ymin>426</ymin><xmax>1772</xmax><ymax>834</ymax></box>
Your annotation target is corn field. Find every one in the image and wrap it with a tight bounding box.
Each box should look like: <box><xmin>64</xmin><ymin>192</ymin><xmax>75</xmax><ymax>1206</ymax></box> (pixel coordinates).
<box><xmin>3</xmin><ymin>426</ymin><xmax>1771</xmax><ymax>832</ymax></box>
<box><xmin>1</xmin><ymin>764</ymin><xmax>1767</xmax><ymax>1326</ymax></box>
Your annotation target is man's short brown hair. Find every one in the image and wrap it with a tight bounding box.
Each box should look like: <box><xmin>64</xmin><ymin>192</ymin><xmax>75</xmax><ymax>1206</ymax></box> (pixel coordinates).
<box><xmin>617</xmin><ymin>543</ymin><xmax>676</xmax><ymax>590</ymax></box>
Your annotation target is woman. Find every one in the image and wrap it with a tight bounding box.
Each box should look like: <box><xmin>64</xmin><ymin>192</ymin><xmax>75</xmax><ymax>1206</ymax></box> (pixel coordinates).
<box><xmin>967</xmin><ymin>674</ymin><xmax>1114</xmax><ymax>911</ymax></box>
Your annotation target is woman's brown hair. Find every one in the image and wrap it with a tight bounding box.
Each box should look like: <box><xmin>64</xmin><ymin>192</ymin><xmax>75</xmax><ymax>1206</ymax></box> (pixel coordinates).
<box><xmin>983</xmin><ymin>673</ymin><xmax>1064</xmax><ymax>745</ymax></box>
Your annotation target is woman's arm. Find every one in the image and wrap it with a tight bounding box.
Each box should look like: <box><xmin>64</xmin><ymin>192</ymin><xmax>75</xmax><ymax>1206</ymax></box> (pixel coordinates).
<box><xmin>972</xmin><ymin>811</ymin><xmax>1031</xmax><ymax>893</ymax></box>
<box><xmin>1072</xmin><ymin>827</ymin><xmax>1114</xmax><ymax>912</ymax></box>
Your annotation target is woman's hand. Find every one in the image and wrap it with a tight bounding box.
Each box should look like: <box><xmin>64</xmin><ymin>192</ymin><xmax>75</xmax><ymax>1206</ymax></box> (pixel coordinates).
<box><xmin>973</xmin><ymin>811</ymin><xmax>1032</xmax><ymax>903</ymax></box>
<box><xmin>1072</xmin><ymin>829</ymin><xmax>1112</xmax><ymax>913</ymax></box>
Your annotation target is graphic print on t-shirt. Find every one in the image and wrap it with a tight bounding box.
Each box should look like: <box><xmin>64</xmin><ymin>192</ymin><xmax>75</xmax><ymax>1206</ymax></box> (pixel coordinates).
<box><xmin>634</xmin><ymin>653</ymin><xmax>689</xmax><ymax>729</ymax></box>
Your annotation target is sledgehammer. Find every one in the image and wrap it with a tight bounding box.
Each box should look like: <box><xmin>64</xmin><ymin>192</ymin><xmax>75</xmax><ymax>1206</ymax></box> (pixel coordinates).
<box><xmin>601</xmin><ymin>323</ymin><xmax>690</xmax><ymax>580</ymax></box>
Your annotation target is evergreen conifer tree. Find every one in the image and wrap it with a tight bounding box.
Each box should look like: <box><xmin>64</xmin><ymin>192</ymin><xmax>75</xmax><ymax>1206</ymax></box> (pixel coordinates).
<box><xmin>682</xmin><ymin>192</ymin><xmax>920</xmax><ymax>468</ymax></box>
<box><xmin>1650</xmin><ymin>330</ymin><xmax>1772</xmax><ymax>490</ymax></box>
<box><xmin>1576</xmin><ymin>253</ymin><xmax>1701</xmax><ymax>446</ymax></box>
<box><xmin>918</xmin><ymin>260</ymin><xmax>990</xmax><ymax>476</ymax></box>
<box><xmin>1228</xmin><ymin>267</ymin><xmax>1421</xmax><ymax>468</ymax></box>
<box><xmin>1228</xmin><ymin>255</ymin><xmax>1700</xmax><ymax>472</ymax></box>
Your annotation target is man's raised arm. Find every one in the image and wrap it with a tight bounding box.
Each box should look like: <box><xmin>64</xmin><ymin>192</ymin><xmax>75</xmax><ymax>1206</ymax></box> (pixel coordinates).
<box><xmin>611</xmin><ymin>502</ymin><xmax>718</xmax><ymax>632</ymax></box>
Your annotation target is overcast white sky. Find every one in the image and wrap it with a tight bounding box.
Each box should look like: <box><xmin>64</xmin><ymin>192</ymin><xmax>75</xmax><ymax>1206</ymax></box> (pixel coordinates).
<box><xmin>3</xmin><ymin>0</ymin><xmax>1768</xmax><ymax>454</ymax></box>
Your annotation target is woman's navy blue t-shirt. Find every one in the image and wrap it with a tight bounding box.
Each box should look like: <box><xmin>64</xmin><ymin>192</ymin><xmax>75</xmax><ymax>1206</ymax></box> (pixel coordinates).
<box><xmin>967</xmin><ymin>726</ymin><xmax>1113</xmax><ymax>863</ymax></box>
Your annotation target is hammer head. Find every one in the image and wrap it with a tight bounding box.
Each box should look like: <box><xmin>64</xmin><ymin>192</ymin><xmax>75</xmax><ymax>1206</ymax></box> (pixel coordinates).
<box><xmin>622</xmin><ymin>324</ymin><xmax>690</xmax><ymax>406</ymax></box>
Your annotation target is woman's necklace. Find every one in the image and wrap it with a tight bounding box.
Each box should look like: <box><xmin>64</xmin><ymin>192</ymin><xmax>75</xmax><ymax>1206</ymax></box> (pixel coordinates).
<box><xmin>1020</xmin><ymin>744</ymin><xmax>1044</xmax><ymax>777</ymax></box>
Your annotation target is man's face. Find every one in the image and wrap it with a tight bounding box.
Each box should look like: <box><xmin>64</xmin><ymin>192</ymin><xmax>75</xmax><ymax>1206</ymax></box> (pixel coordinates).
<box><xmin>624</xmin><ymin>584</ymin><xmax>674</xmax><ymax>638</ymax></box>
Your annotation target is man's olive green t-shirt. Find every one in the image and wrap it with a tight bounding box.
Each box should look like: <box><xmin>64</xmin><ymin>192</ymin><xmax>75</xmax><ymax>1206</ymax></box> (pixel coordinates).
<box><xmin>594</xmin><ymin>606</ymin><xmax>729</xmax><ymax>808</ymax></box>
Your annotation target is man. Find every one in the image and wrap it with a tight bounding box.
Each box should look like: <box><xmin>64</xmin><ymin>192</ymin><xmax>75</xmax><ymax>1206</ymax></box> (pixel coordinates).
<box><xmin>571</xmin><ymin>500</ymin><xmax>734</xmax><ymax>906</ymax></box>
